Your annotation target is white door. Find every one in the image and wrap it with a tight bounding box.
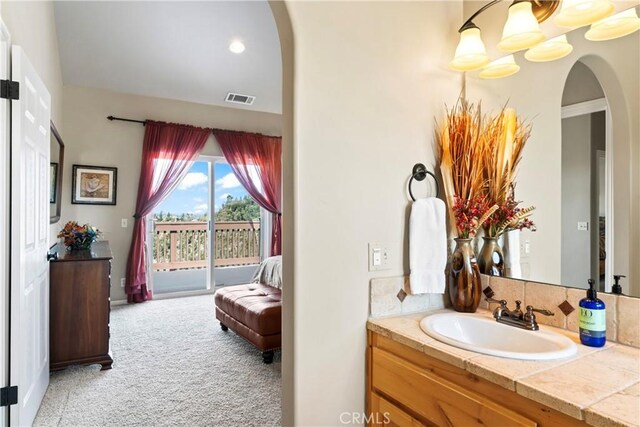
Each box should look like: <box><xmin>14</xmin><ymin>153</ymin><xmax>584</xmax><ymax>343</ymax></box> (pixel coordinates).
<box><xmin>0</xmin><ymin>19</ymin><xmax>11</xmax><ymax>427</ymax></box>
<box><xmin>9</xmin><ymin>45</ymin><xmax>51</xmax><ymax>427</ymax></box>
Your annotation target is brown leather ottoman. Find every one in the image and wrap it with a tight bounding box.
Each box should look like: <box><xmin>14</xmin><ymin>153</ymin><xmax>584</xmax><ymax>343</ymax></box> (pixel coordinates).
<box><xmin>214</xmin><ymin>283</ymin><xmax>281</xmax><ymax>363</ymax></box>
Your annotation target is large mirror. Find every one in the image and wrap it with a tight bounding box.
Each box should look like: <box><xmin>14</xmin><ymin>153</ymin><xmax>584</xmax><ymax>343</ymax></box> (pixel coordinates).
<box><xmin>50</xmin><ymin>122</ymin><xmax>64</xmax><ymax>223</ymax></box>
<box><xmin>467</xmin><ymin>4</ymin><xmax>639</xmax><ymax>297</ymax></box>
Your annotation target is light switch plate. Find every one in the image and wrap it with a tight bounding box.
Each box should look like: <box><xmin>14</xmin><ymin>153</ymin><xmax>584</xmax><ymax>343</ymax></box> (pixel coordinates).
<box><xmin>577</xmin><ymin>221</ymin><xmax>589</xmax><ymax>231</ymax></box>
<box><xmin>368</xmin><ymin>243</ymin><xmax>390</xmax><ymax>272</ymax></box>
<box><xmin>121</xmin><ymin>218</ymin><xmax>128</xmax><ymax>228</ymax></box>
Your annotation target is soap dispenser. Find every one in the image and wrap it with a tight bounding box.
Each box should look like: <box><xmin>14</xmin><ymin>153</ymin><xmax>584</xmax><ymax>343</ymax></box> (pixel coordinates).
<box><xmin>579</xmin><ymin>279</ymin><xmax>606</xmax><ymax>347</ymax></box>
<box><xmin>612</xmin><ymin>275</ymin><xmax>626</xmax><ymax>295</ymax></box>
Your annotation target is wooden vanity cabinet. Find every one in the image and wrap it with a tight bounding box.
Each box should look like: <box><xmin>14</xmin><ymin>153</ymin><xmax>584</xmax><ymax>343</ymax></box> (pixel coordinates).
<box><xmin>49</xmin><ymin>241</ymin><xmax>114</xmax><ymax>371</ymax></box>
<box><xmin>367</xmin><ymin>331</ymin><xmax>587</xmax><ymax>427</ymax></box>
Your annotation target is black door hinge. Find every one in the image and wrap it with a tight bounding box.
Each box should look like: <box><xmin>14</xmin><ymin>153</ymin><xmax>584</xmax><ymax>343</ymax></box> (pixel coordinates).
<box><xmin>0</xmin><ymin>79</ymin><xmax>19</xmax><ymax>100</ymax></box>
<box><xmin>0</xmin><ymin>386</ymin><xmax>18</xmax><ymax>407</ymax></box>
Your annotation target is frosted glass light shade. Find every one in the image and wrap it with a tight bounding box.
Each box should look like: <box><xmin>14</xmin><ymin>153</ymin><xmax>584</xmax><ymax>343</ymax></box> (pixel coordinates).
<box><xmin>525</xmin><ymin>35</ymin><xmax>574</xmax><ymax>62</ymax></box>
<box><xmin>450</xmin><ymin>27</ymin><xmax>490</xmax><ymax>71</ymax></box>
<box><xmin>498</xmin><ymin>2</ymin><xmax>546</xmax><ymax>52</ymax></box>
<box><xmin>554</xmin><ymin>0</ymin><xmax>615</xmax><ymax>28</ymax></box>
<box><xmin>479</xmin><ymin>55</ymin><xmax>520</xmax><ymax>79</ymax></box>
<box><xmin>585</xmin><ymin>8</ymin><xmax>640</xmax><ymax>41</ymax></box>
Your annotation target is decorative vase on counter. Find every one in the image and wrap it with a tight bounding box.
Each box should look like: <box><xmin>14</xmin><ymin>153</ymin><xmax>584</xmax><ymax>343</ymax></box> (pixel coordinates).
<box><xmin>447</xmin><ymin>238</ymin><xmax>482</xmax><ymax>313</ymax></box>
<box><xmin>477</xmin><ymin>237</ymin><xmax>505</xmax><ymax>276</ymax></box>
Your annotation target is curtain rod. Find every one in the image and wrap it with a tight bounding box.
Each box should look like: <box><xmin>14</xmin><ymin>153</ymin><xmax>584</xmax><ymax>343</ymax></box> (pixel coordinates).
<box><xmin>106</xmin><ymin>115</ymin><xmax>281</xmax><ymax>139</ymax></box>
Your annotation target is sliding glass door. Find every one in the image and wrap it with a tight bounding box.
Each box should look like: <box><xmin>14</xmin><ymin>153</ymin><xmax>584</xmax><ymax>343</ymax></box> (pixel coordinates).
<box><xmin>151</xmin><ymin>160</ymin><xmax>211</xmax><ymax>295</ymax></box>
<box><xmin>211</xmin><ymin>159</ymin><xmax>263</xmax><ymax>287</ymax></box>
<box><xmin>148</xmin><ymin>157</ymin><xmax>264</xmax><ymax>295</ymax></box>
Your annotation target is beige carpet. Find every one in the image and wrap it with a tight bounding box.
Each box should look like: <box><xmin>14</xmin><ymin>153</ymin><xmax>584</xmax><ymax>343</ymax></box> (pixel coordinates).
<box><xmin>34</xmin><ymin>294</ymin><xmax>281</xmax><ymax>427</ymax></box>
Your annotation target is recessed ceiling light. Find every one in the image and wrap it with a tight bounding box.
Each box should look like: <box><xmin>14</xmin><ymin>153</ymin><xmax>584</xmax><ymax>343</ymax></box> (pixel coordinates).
<box><xmin>229</xmin><ymin>40</ymin><xmax>245</xmax><ymax>54</ymax></box>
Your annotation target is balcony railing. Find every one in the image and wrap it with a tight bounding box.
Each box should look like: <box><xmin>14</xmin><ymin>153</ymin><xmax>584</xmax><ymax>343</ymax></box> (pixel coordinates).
<box><xmin>152</xmin><ymin>220</ymin><xmax>260</xmax><ymax>271</ymax></box>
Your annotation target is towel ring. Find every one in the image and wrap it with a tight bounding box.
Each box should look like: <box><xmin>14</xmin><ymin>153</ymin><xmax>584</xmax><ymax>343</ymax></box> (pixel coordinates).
<box><xmin>408</xmin><ymin>163</ymin><xmax>439</xmax><ymax>201</ymax></box>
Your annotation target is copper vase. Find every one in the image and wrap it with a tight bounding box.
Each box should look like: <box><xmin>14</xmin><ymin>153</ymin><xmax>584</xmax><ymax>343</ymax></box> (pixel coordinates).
<box><xmin>478</xmin><ymin>237</ymin><xmax>505</xmax><ymax>276</ymax></box>
<box><xmin>447</xmin><ymin>238</ymin><xmax>482</xmax><ymax>313</ymax></box>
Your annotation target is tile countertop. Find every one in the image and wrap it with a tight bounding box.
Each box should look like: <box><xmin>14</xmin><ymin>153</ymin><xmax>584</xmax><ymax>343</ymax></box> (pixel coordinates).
<box><xmin>367</xmin><ymin>309</ymin><xmax>640</xmax><ymax>427</ymax></box>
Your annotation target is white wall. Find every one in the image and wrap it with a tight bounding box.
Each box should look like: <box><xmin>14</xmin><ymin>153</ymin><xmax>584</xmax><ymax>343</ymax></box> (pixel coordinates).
<box><xmin>465</xmin><ymin>12</ymin><xmax>640</xmax><ymax>295</ymax></box>
<box><xmin>285</xmin><ymin>1</ymin><xmax>463</xmax><ymax>424</ymax></box>
<box><xmin>1</xmin><ymin>0</ymin><xmax>65</xmax><ymax>244</ymax></box>
<box><xmin>61</xmin><ymin>86</ymin><xmax>282</xmax><ymax>302</ymax></box>
<box><xmin>0</xmin><ymin>1</ymin><xmax>63</xmax><ymax>126</ymax></box>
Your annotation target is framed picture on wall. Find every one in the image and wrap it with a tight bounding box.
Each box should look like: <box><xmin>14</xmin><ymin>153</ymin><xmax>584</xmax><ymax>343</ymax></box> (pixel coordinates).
<box><xmin>50</xmin><ymin>163</ymin><xmax>58</xmax><ymax>203</ymax></box>
<box><xmin>72</xmin><ymin>164</ymin><xmax>117</xmax><ymax>205</ymax></box>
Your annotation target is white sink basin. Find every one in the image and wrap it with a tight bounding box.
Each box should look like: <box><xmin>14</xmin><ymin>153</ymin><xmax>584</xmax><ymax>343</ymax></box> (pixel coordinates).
<box><xmin>420</xmin><ymin>312</ymin><xmax>577</xmax><ymax>360</ymax></box>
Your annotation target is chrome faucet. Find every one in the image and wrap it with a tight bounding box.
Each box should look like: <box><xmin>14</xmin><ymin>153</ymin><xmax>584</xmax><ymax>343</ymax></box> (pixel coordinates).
<box><xmin>485</xmin><ymin>298</ymin><xmax>554</xmax><ymax>331</ymax></box>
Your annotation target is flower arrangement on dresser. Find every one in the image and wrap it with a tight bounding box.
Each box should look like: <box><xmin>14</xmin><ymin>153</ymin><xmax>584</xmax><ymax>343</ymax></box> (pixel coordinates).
<box><xmin>58</xmin><ymin>221</ymin><xmax>101</xmax><ymax>251</ymax></box>
<box><xmin>436</xmin><ymin>99</ymin><xmax>536</xmax><ymax>312</ymax></box>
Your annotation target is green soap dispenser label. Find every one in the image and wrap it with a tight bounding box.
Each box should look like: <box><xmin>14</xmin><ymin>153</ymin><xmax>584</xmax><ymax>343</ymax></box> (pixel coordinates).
<box><xmin>579</xmin><ymin>308</ymin><xmax>606</xmax><ymax>332</ymax></box>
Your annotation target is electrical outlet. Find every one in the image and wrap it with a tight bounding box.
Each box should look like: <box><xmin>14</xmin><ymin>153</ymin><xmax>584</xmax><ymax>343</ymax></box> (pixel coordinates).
<box><xmin>121</xmin><ymin>218</ymin><xmax>128</xmax><ymax>228</ymax></box>
<box><xmin>120</xmin><ymin>278</ymin><xmax>125</xmax><ymax>288</ymax></box>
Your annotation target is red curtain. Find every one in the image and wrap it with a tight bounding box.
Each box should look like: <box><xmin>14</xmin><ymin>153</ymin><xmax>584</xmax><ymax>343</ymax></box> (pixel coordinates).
<box><xmin>125</xmin><ymin>121</ymin><xmax>210</xmax><ymax>303</ymax></box>
<box><xmin>213</xmin><ymin>130</ymin><xmax>282</xmax><ymax>256</ymax></box>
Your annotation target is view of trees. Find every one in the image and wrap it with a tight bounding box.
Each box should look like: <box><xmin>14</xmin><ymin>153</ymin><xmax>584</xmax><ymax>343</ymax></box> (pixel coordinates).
<box><xmin>153</xmin><ymin>211</ymin><xmax>208</xmax><ymax>222</ymax></box>
<box><xmin>214</xmin><ymin>195</ymin><xmax>260</xmax><ymax>222</ymax></box>
<box><xmin>152</xmin><ymin>194</ymin><xmax>261</xmax><ymax>269</ymax></box>
<box><xmin>153</xmin><ymin>195</ymin><xmax>259</xmax><ymax>222</ymax></box>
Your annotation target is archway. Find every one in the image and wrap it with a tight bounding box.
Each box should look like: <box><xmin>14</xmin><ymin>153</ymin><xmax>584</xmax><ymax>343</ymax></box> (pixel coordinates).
<box><xmin>268</xmin><ymin>2</ymin><xmax>295</xmax><ymax>425</ymax></box>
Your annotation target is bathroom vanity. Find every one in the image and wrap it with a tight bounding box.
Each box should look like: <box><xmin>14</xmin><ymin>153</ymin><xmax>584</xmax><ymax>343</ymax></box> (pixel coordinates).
<box><xmin>367</xmin><ymin>312</ymin><xmax>639</xmax><ymax>427</ymax></box>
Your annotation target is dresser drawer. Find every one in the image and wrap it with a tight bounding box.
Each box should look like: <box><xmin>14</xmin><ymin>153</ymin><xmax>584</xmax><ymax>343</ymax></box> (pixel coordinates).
<box><xmin>371</xmin><ymin>347</ymin><xmax>536</xmax><ymax>427</ymax></box>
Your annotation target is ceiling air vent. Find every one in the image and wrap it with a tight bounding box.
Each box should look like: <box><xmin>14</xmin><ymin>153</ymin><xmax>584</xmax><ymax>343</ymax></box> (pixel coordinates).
<box><xmin>225</xmin><ymin>92</ymin><xmax>255</xmax><ymax>106</ymax></box>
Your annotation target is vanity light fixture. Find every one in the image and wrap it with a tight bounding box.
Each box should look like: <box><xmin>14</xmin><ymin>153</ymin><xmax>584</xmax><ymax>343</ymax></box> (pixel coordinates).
<box><xmin>229</xmin><ymin>40</ymin><xmax>245</xmax><ymax>54</ymax></box>
<box><xmin>554</xmin><ymin>0</ymin><xmax>615</xmax><ymax>28</ymax></box>
<box><xmin>585</xmin><ymin>7</ymin><xmax>640</xmax><ymax>41</ymax></box>
<box><xmin>498</xmin><ymin>0</ymin><xmax>546</xmax><ymax>52</ymax></box>
<box><xmin>525</xmin><ymin>34</ymin><xmax>574</xmax><ymax>62</ymax></box>
<box><xmin>479</xmin><ymin>55</ymin><xmax>521</xmax><ymax>79</ymax></box>
<box><xmin>450</xmin><ymin>25</ymin><xmax>491</xmax><ymax>71</ymax></box>
<box><xmin>450</xmin><ymin>0</ymin><xmax>558</xmax><ymax>71</ymax></box>
<box><xmin>450</xmin><ymin>0</ymin><xmax>633</xmax><ymax>78</ymax></box>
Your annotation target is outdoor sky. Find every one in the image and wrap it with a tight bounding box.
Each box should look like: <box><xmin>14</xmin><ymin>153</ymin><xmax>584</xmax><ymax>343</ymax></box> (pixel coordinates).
<box><xmin>154</xmin><ymin>161</ymin><xmax>250</xmax><ymax>216</ymax></box>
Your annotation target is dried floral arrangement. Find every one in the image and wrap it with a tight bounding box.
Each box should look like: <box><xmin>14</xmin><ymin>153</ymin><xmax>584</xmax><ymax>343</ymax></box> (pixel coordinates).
<box><xmin>452</xmin><ymin>195</ymin><xmax>497</xmax><ymax>239</ymax></box>
<box><xmin>436</xmin><ymin>99</ymin><xmax>535</xmax><ymax>239</ymax></box>
<box><xmin>437</xmin><ymin>99</ymin><xmax>496</xmax><ymax>238</ymax></box>
<box><xmin>484</xmin><ymin>195</ymin><xmax>536</xmax><ymax>238</ymax></box>
<box><xmin>480</xmin><ymin>107</ymin><xmax>536</xmax><ymax>237</ymax></box>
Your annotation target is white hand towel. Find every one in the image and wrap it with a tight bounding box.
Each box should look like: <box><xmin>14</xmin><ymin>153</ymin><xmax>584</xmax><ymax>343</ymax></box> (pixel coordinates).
<box><xmin>410</xmin><ymin>197</ymin><xmax>447</xmax><ymax>294</ymax></box>
<box><xmin>503</xmin><ymin>229</ymin><xmax>522</xmax><ymax>278</ymax></box>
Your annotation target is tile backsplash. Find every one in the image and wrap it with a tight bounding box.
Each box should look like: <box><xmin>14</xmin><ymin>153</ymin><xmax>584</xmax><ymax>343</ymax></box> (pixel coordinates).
<box><xmin>369</xmin><ymin>274</ymin><xmax>640</xmax><ymax>349</ymax></box>
<box><xmin>369</xmin><ymin>276</ymin><xmax>446</xmax><ymax>318</ymax></box>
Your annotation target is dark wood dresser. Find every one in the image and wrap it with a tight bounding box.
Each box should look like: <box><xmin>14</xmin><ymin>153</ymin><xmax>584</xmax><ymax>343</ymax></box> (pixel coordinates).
<box><xmin>49</xmin><ymin>241</ymin><xmax>114</xmax><ymax>371</ymax></box>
